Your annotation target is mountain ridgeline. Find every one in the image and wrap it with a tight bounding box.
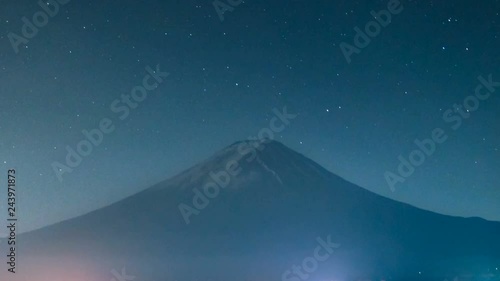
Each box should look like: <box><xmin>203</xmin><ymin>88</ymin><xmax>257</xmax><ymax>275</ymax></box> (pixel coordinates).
<box><xmin>3</xmin><ymin>140</ymin><xmax>499</xmax><ymax>281</ymax></box>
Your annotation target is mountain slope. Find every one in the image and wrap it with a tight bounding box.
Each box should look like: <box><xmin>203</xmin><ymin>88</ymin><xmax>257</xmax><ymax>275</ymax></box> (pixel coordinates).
<box><xmin>3</xmin><ymin>139</ymin><xmax>500</xmax><ymax>281</ymax></box>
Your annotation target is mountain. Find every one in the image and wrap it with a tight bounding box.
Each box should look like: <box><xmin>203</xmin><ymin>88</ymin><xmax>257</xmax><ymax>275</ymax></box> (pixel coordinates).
<box><xmin>2</xmin><ymin>139</ymin><xmax>499</xmax><ymax>281</ymax></box>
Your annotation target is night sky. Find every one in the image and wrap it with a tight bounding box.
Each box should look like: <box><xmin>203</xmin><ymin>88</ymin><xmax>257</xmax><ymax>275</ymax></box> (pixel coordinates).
<box><xmin>0</xmin><ymin>0</ymin><xmax>499</xmax><ymax>234</ymax></box>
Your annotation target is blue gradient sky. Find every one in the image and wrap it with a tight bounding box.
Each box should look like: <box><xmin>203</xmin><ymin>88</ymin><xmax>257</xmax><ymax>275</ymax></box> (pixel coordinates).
<box><xmin>0</xmin><ymin>0</ymin><xmax>498</xmax><ymax>234</ymax></box>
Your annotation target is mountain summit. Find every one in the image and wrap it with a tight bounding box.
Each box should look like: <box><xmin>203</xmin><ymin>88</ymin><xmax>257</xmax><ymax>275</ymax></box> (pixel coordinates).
<box><xmin>3</xmin><ymin>140</ymin><xmax>500</xmax><ymax>281</ymax></box>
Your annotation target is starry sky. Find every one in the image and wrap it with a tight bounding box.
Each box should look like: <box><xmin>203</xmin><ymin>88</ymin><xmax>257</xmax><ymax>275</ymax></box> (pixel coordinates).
<box><xmin>0</xmin><ymin>0</ymin><xmax>499</xmax><ymax>234</ymax></box>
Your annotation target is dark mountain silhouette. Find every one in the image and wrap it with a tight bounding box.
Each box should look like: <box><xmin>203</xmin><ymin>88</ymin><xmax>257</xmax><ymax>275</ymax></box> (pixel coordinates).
<box><xmin>2</xmin><ymin>139</ymin><xmax>499</xmax><ymax>281</ymax></box>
